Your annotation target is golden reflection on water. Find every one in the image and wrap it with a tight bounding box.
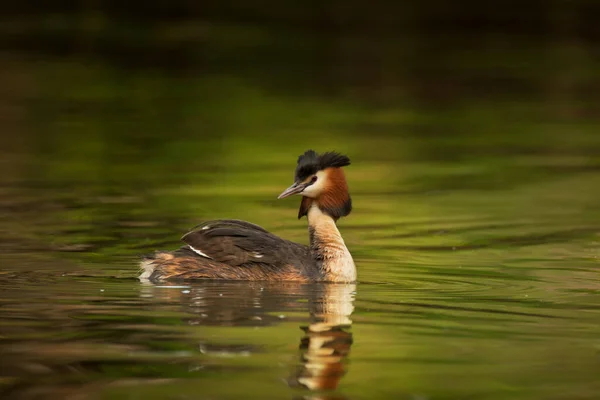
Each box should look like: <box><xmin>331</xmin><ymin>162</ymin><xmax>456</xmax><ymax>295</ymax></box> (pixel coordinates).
<box><xmin>142</xmin><ymin>281</ymin><xmax>356</xmax><ymax>394</ymax></box>
<box><xmin>290</xmin><ymin>284</ymin><xmax>355</xmax><ymax>392</ymax></box>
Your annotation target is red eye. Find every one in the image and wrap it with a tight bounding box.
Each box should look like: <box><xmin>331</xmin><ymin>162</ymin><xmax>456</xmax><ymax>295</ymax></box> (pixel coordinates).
<box><xmin>311</xmin><ymin>176</ymin><xmax>318</xmax><ymax>183</ymax></box>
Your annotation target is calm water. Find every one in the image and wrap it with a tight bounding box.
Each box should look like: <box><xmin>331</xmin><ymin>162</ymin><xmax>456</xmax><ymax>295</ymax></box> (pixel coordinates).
<box><xmin>1</xmin><ymin>10</ymin><xmax>600</xmax><ymax>398</ymax></box>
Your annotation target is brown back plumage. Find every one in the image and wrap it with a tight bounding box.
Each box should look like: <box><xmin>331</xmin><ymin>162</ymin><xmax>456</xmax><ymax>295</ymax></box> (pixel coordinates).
<box><xmin>140</xmin><ymin>219</ymin><xmax>315</xmax><ymax>281</ymax></box>
<box><xmin>181</xmin><ymin>220</ymin><xmax>312</xmax><ymax>267</ymax></box>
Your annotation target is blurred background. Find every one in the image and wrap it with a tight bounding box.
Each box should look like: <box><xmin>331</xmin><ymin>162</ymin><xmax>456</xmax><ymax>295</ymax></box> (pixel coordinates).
<box><xmin>0</xmin><ymin>2</ymin><xmax>599</xmax><ymax>399</ymax></box>
<box><xmin>1</xmin><ymin>0</ymin><xmax>598</xmax><ymax>264</ymax></box>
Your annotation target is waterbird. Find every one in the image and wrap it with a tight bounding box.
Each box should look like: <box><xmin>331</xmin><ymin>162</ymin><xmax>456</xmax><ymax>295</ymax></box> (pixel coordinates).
<box><xmin>140</xmin><ymin>150</ymin><xmax>356</xmax><ymax>283</ymax></box>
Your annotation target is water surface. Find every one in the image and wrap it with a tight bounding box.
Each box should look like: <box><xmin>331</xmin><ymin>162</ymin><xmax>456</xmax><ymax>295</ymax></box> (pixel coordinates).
<box><xmin>1</xmin><ymin>10</ymin><xmax>600</xmax><ymax>398</ymax></box>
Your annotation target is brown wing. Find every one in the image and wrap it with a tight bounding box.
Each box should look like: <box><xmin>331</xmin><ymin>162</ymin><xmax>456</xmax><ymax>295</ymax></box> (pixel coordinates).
<box><xmin>180</xmin><ymin>219</ymin><xmax>310</xmax><ymax>268</ymax></box>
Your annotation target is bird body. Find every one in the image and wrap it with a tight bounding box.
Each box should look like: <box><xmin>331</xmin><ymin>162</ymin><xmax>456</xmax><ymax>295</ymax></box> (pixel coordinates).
<box><xmin>139</xmin><ymin>150</ymin><xmax>356</xmax><ymax>283</ymax></box>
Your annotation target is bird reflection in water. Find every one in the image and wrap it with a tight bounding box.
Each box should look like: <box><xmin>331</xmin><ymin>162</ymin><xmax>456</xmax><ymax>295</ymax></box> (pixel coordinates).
<box><xmin>288</xmin><ymin>284</ymin><xmax>355</xmax><ymax>393</ymax></box>
<box><xmin>143</xmin><ymin>281</ymin><xmax>356</xmax><ymax>395</ymax></box>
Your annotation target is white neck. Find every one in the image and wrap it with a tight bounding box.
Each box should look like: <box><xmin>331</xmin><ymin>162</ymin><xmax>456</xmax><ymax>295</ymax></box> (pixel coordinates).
<box><xmin>307</xmin><ymin>204</ymin><xmax>356</xmax><ymax>283</ymax></box>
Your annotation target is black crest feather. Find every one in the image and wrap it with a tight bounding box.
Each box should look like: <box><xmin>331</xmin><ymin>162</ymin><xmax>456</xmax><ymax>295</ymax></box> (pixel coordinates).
<box><xmin>295</xmin><ymin>150</ymin><xmax>351</xmax><ymax>181</ymax></box>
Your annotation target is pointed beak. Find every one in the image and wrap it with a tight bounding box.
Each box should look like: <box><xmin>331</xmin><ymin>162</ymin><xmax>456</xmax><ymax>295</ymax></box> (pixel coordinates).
<box><xmin>278</xmin><ymin>181</ymin><xmax>306</xmax><ymax>199</ymax></box>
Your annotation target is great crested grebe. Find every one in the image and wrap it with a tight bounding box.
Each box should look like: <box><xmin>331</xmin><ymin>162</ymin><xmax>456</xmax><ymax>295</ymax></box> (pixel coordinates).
<box><xmin>139</xmin><ymin>150</ymin><xmax>355</xmax><ymax>283</ymax></box>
